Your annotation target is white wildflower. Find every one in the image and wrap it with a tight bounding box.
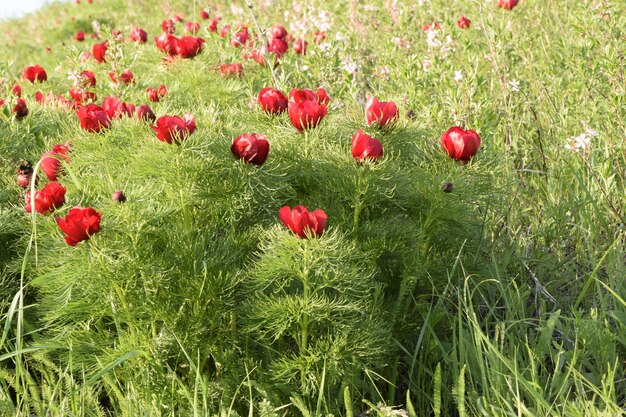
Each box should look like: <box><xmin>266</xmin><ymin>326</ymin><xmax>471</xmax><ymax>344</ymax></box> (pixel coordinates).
<box><xmin>335</xmin><ymin>32</ymin><xmax>347</xmax><ymax>42</ymax></box>
<box><xmin>230</xmin><ymin>4</ymin><xmax>244</xmax><ymax>15</ymax></box>
<box><xmin>342</xmin><ymin>56</ymin><xmax>359</xmax><ymax>75</ymax></box>
<box><xmin>454</xmin><ymin>70</ymin><xmax>463</xmax><ymax>82</ymax></box>
<box><xmin>509</xmin><ymin>80</ymin><xmax>520</xmax><ymax>92</ymax></box>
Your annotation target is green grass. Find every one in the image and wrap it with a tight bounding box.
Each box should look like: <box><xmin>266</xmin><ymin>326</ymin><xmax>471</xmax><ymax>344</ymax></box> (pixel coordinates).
<box><xmin>0</xmin><ymin>0</ymin><xmax>625</xmax><ymax>415</ymax></box>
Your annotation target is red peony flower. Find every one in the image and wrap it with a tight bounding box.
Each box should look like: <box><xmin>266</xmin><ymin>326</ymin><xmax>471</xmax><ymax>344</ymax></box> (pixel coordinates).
<box><xmin>271</xmin><ymin>25</ymin><xmax>288</xmax><ymax>39</ymax></box>
<box><xmin>146</xmin><ymin>84</ymin><xmax>167</xmax><ymax>102</ymax></box>
<box><xmin>40</xmin><ymin>144</ymin><xmax>71</xmax><ymax>181</ymax></box>
<box><xmin>293</xmin><ymin>39</ymin><xmax>308</xmax><ymax>55</ymax></box>
<box><xmin>12</xmin><ymin>83</ymin><xmax>22</xmax><ymax>97</ymax></box>
<box><xmin>288</xmin><ymin>88</ymin><xmax>328</xmax><ymax>131</ymax></box>
<box><xmin>109</xmin><ymin>69</ymin><xmax>134</xmax><ymax>85</ymax></box>
<box><xmin>220</xmin><ymin>63</ymin><xmax>243</xmax><ymax>78</ymax></box>
<box><xmin>22</xmin><ymin>65</ymin><xmax>47</xmax><ymax>83</ymax></box>
<box><xmin>422</xmin><ymin>22</ymin><xmax>441</xmax><ymax>32</ymax></box>
<box><xmin>151</xmin><ymin>114</ymin><xmax>196</xmax><ymax>144</ymax></box>
<box><xmin>12</xmin><ymin>98</ymin><xmax>29</xmax><ymax>119</ymax></box>
<box><xmin>69</xmin><ymin>87</ymin><xmax>96</xmax><ymax>104</ymax></box>
<box><xmin>230</xmin><ymin>26</ymin><xmax>249</xmax><ymax>47</ymax></box>
<box><xmin>279</xmin><ymin>205</ymin><xmax>327</xmax><ymax>239</ymax></box>
<box><xmin>155</xmin><ymin>32</ymin><xmax>178</xmax><ymax>54</ymax></box>
<box><xmin>231</xmin><ymin>133</ymin><xmax>270</xmax><ymax>166</ymax></box>
<box><xmin>130</xmin><ymin>26</ymin><xmax>148</xmax><ymax>43</ymax></box>
<box><xmin>498</xmin><ymin>0</ymin><xmax>520</xmax><ymax>9</ymax></box>
<box><xmin>352</xmin><ymin>129</ymin><xmax>383</xmax><ymax>162</ymax></box>
<box><xmin>92</xmin><ymin>41</ymin><xmax>108</xmax><ymax>63</ymax></box>
<box><xmin>185</xmin><ymin>21</ymin><xmax>200</xmax><ymax>34</ymax></box>
<box><xmin>25</xmin><ymin>181</ymin><xmax>66</xmax><ymax>215</ymax></box>
<box><xmin>76</xmin><ymin>103</ymin><xmax>111</xmax><ymax>132</ymax></box>
<box><xmin>162</xmin><ymin>19</ymin><xmax>176</xmax><ymax>34</ymax></box>
<box><xmin>220</xmin><ymin>25</ymin><xmax>231</xmax><ymax>38</ymax></box>
<box><xmin>175</xmin><ymin>36</ymin><xmax>204</xmax><ymax>58</ymax></box>
<box><xmin>75</xmin><ymin>31</ymin><xmax>86</xmax><ymax>41</ymax></box>
<box><xmin>365</xmin><ymin>96</ymin><xmax>398</xmax><ymax>128</ymax></box>
<box><xmin>457</xmin><ymin>16</ymin><xmax>471</xmax><ymax>28</ymax></box>
<box><xmin>208</xmin><ymin>17</ymin><xmax>221</xmax><ymax>32</ymax></box>
<box><xmin>102</xmin><ymin>96</ymin><xmax>135</xmax><ymax>119</ymax></box>
<box><xmin>313</xmin><ymin>31</ymin><xmax>326</xmax><ymax>44</ymax></box>
<box><xmin>440</xmin><ymin>126</ymin><xmax>481</xmax><ymax>162</ymax></box>
<box><xmin>258</xmin><ymin>87</ymin><xmax>288</xmax><ymax>114</ymax></box>
<box><xmin>136</xmin><ymin>105</ymin><xmax>156</xmax><ymax>122</ymax></box>
<box><xmin>267</xmin><ymin>37</ymin><xmax>288</xmax><ymax>57</ymax></box>
<box><xmin>80</xmin><ymin>70</ymin><xmax>96</xmax><ymax>87</ymax></box>
<box><xmin>56</xmin><ymin>207</ymin><xmax>102</xmax><ymax>246</ymax></box>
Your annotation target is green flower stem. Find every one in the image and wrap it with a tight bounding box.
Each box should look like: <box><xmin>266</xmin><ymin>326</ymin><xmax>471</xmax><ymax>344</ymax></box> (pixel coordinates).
<box><xmin>353</xmin><ymin>166</ymin><xmax>367</xmax><ymax>233</ymax></box>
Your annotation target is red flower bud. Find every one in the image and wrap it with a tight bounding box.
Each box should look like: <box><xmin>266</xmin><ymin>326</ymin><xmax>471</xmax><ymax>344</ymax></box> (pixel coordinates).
<box><xmin>293</xmin><ymin>39</ymin><xmax>308</xmax><ymax>55</ymax></box>
<box><xmin>231</xmin><ymin>26</ymin><xmax>249</xmax><ymax>47</ymax></box>
<box><xmin>112</xmin><ymin>190</ymin><xmax>126</xmax><ymax>202</ymax></box>
<box><xmin>76</xmin><ymin>103</ymin><xmax>111</xmax><ymax>132</ymax></box>
<box><xmin>162</xmin><ymin>19</ymin><xmax>176</xmax><ymax>34</ymax></box>
<box><xmin>92</xmin><ymin>41</ymin><xmax>108</xmax><ymax>63</ymax></box>
<box><xmin>22</xmin><ymin>65</ymin><xmax>47</xmax><ymax>83</ymax></box>
<box><xmin>231</xmin><ymin>133</ymin><xmax>270</xmax><ymax>166</ymax></box>
<box><xmin>146</xmin><ymin>84</ymin><xmax>167</xmax><ymax>102</ymax></box>
<box><xmin>136</xmin><ymin>105</ymin><xmax>156</xmax><ymax>122</ymax></box>
<box><xmin>12</xmin><ymin>98</ymin><xmax>28</xmax><ymax>119</ymax></box>
<box><xmin>40</xmin><ymin>144</ymin><xmax>70</xmax><ymax>181</ymax></box>
<box><xmin>208</xmin><ymin>17</ymin><xmax>221</xmax><ymax>33</ymax></box>
<box><xmin>17</xmin><ymin>161</ymin><xmax>34</xmax><ymax>188</ymax></box>
<box><xmin>440</xmin><ymin>126</ymin><xmax>481</xmax><ymax>162</ymax></box>
<box><xmin>185</xmin><ymin>21</ymin><xmax>200</xmax><ymax>34</ymax></box>
<box><xmin>151</xmin><ymin>114</ymin><xmax>196</xmax><ymax>144</ymax></box>
<box><xmin>287</xmin><ymin>88</ymin><xmax>329</xmax><ymax>131</ymax></box>
<box><xmin>75</xmin><ymin>31</ymin><xmax>86</xmax><ymax>41</ymax></box>
<box><xmin>130</xmin><ymin>27</ymin><xmax>148</xmax><ymax>43</ymax></box>
<box><xmin>457</xmin><ymin>16</ymin><xmax>471</xmax><ymax>29</ymax></box>
<box><xmin>498</xmin><ymin>0</ymin><xmax>520</xmax><ymax>9</ymax></box>
<box><xmin>267</xmin><ymin>37</ymin><xmax>288</xmax><ymax>57</ymax></box>
<box><xmin>258</xmin><ymin>87</ymin><xmax>287</xmax><ymax>114</ymax></box>
<box><xmin>271</xmin><ymin>25</ymin><xmax>287</xmax><ymax>39</ymax></box>
<box><xmin>102</xmin><ymin>96</ymin><xmax>135</xmax><ymax>119</ymax></box>
<box><xmin>365</xmin><ymin>96</ymin><xmax>398</xmax><ymax>128</ymax></box>
<box><xmin>352</xmin><ymin>130</ymin><xmax>383</xmax><ymax>162</ymax></box>
<box><xmin>279</xmin><ymin>205</ymin><xmax>327</xmax><ymax>239</ymax></box>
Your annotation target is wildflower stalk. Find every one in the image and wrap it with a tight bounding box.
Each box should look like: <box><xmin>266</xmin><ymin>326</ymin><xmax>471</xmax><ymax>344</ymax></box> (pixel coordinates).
<box><xmin>352</xmin><ymin>166</ymin><xmax>366</xmax><ymax>233</ymax></box>
<box><xmin>244</xmin><ymin>0</ymin><xmax>281</xmax><ymax>91</ymax></box>
<box><xmin>581</xmin><ymin>155</ymin><xmax>626</xmax><ymax>228</ymax></box>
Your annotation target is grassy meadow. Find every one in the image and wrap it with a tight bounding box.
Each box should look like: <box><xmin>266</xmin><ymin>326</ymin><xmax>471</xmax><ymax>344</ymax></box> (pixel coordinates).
<box><xmin>0</xmin><ymin>0</ymin><xmax>625</xmax><ymax>415</ymax></box>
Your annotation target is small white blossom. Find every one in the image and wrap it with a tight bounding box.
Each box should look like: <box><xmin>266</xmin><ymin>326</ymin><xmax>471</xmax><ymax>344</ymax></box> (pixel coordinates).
<box><xmin>422</xmin><ymin>59</ymin><xmax>432</xmax><ymax>72</ymax></box>
<box><xmin>509</xmin><ymin>80</ymin><xmax>520</xmax><ymax>92</ymax></box>
<box><xmin>335</xmin><ymin>32</ymin><xmax>347</xmax><ymax>43</ymax></box>
<box><xmin>230</xmin><ymin>4</ymin><xmax>244</xmax><ymax>15</ymax></box>
<box><xmin>454</xmin><ymin>70</ymin><xmax>463</xmax><ymax>82</ymax></box>
<box><xmin>342</xmin><ymin>56</ymin><xmax>359</xmax><ymax>75</ymax></box>
<box><xmin>564</xmin><ymin>128</ymin><xmax>595</xmax><ymax>153</ymax></box>
<box><xmin>318</xmin><ymin>42</ymin><xmax>332</xmax><ymax>53</ymax></box>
